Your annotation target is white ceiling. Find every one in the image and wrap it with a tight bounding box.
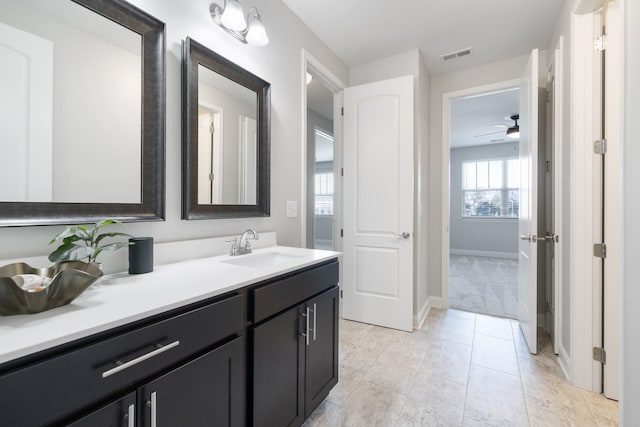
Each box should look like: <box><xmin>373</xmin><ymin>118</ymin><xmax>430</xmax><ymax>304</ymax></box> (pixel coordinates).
<box><xmin>450</xmin><ymin>88</ymin><xmax>519</xmax><ymax>148</ymax></box>
<box><xmin>281</xmin><ymin>0</ymin><xmax>565</xmax><ymax>74</ymax></box>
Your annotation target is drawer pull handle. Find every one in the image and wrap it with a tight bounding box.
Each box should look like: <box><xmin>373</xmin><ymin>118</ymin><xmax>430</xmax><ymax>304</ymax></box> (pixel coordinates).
<box><xmin>127</xmin><ymin>403</ymin><xmax>135</xmax><ymax>427</ymax></box>
<box><xmin>301</xmin><ymin>308</ymin><xmax>310</xmax><ymax>346</ymax></box>
<box><xmin>312</xmin><ymin>303</ymin><xmax>317</xmax><ymax>341</ymax></box>
<box><xmin>102</xmin><ymin>341</ymin><xmax>180</xmax><ymax>378</ymax></box>
<box><xmin>150</xmin><ymin>391</ymin><xmax>157</xmax><ymax>427</ymax></box>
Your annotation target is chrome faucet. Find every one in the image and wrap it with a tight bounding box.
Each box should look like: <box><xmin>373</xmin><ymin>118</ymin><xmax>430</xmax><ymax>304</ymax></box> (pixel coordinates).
<box><xmin>227</xmin><ymin>229</ymin><xmax>259</xmax><ymax>256</ymax></box>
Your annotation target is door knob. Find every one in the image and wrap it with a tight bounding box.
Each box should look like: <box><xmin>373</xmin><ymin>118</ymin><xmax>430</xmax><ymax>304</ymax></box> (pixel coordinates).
<box><xmin>396</xmin><ymin>232</ymin><xmax>410</xmax><ymax>239</ymax></box>
<box><xmin>520</xmin><ymin>234</ymin><xmax>533</xmax><ymax>242</ymax></box>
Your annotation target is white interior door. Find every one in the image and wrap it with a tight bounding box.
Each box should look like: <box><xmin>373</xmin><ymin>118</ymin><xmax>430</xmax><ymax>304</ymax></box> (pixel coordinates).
<box><xmin>518</xmin><ymin>49</ymin><xmax>540</xmax><ymax>354</ymax></box>
<box><xmin>342</xmin><ymin>75</ymin><xmax>414</xmax><ymax>332</ymax></box>
<box><xmin>0</xmin><ymin>22</ymin><xmax>53</xmax><ymax>202</ymax></box>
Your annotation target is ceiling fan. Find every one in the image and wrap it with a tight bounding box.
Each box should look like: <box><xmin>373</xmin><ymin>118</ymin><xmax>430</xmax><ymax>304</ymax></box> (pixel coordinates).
<box><xmin>472</xmin><ymin>114</ymin><xmax>519</xmax><ymax>139</ymax></box>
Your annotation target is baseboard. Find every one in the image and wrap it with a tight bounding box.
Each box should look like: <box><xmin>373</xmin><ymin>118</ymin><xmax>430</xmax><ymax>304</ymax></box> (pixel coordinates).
<box><xmin>558</xmin><ymin>345</ymin><xmax>571</xmax><ymax>381</ymax></box>
<box><xmin>450</xmin><ymin>249</ymin><xmax>518</xmax><ymax>259</ymax></box>
<box><xmin>429</xmin><ymin>296</ymin><xmax>446</xmax><ymax>309</ymax></box>
<box><xmin>413</xmin><ymin>298</ymin><xmax>431</xmax><ymax>330</ymax></box>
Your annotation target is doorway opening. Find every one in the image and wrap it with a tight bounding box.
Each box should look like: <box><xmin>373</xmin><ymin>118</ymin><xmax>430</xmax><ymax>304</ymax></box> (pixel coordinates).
<box><xmin>311</xmin><ymin>126</ymin><xmax>335</xmax><ymax>249</ymax></box>
<box><xmin>301</xmin><ymin>50</ymin><xmax>345</xmax><ymax>252</ymax></box>
<box><xmin>447</xmin><ymin>87</ymin><xmax>521</xmax><ymax>319</ymax></box>
<box><xmin>197</xmin><ymin>104</ymin><xmax>223</xmax><ymax>204</ymax></box>
<box><xmin>305</xmin><ymin>73</ymin><xmax>335</xmax><ymax>249</ymax></box>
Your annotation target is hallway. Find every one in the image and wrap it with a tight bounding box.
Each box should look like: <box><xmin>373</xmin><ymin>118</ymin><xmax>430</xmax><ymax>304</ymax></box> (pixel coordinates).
<box><xmin>303</xmin><ymin>309</ymin><xmax>618</xmax><ymax>426</ymax></box>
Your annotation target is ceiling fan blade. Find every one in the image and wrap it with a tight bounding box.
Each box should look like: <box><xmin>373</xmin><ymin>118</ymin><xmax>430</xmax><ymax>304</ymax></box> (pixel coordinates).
<box><xmin>474</xmin><ymin>130</ymin><xmax>505</xmax><ymax>138</ymax></box>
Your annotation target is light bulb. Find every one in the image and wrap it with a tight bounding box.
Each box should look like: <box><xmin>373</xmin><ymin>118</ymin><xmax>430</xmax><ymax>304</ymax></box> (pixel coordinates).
<box><xmin>246</xmin><ymin>12</ymin><xmax>269</xmax><ymax>46</ymax></box>
<box><xmin>220</xmin><ymin>0</ymin><xmax>246</xmax><ymax>32</ymax></box>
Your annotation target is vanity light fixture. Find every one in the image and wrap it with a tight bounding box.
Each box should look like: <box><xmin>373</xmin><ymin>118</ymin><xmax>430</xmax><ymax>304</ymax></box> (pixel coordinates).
<box><xmin>506</xmin><ymin>114</ymin><xmax>520</xmax><ymax>139</ymax></box>
<box><xmin>210</xmin><ymin>0</ymin><xmax>269</xmax><ymax>46</ymax></box>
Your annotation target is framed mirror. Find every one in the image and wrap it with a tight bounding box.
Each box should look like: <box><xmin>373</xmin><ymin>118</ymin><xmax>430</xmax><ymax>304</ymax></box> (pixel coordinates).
<box><xmin>0</xmin><ymin>0</ymin><xmax>165</xmax><ymax>226</ymax></box>
<box><xmin>182</xmin><ymin>37</ymin><xmax>270</xmax><ymax>219</ymax></box>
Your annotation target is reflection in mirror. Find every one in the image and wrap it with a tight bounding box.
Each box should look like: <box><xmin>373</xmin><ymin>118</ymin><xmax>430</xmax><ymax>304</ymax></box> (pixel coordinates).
<box><xmin>0</xmin><ymin>0</ymin><xmax>165</xmax><ymax>226</ymax></box>
<box><xmin>0</xmin><ymin>0</ymin><xmax>141</xmax><ymax>203</ymax></box>
<box><xmin>197</xmin><ymin>64</ymin><xmax>257</xmax><ymax>205</ymax></box>
<box><xmin>182</xmin><ymin>37</ymin><xmax>270</xmax><ymax>219</ymax></box>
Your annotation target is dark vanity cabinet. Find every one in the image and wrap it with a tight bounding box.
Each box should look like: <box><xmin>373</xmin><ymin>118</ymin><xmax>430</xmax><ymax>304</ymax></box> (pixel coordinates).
<box><xmin>0</xmin><ymin>259</ymin><xmax>339</xmax><ymax>427</ymax></box>
<box><xmin>250</xmin><ymin>261</ymin><xmax>339</xmax><ymax>427</ymax></box>
<box><xmin>0</xmin><ymin>292</ymin><xmax>246</xmax><ymax>427</ymax></box>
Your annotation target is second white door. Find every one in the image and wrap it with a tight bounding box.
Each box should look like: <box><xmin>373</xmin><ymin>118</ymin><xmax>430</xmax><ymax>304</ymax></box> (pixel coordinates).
<box><xmin>518</xmin><ymin>49</ymin><xmax>540</xmax><ymax>354</ymax></box>
<box><xmin>341</xmin><ymin>75</ymin><xmax>414</xmax><ymax>332</ymax></box>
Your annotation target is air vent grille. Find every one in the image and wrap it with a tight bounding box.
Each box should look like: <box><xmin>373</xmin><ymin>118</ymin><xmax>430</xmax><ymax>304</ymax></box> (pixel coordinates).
<box><xmin>441</xmin><ymin>47</ymin><xmax>473</xmax><ymax>62</ymax></box>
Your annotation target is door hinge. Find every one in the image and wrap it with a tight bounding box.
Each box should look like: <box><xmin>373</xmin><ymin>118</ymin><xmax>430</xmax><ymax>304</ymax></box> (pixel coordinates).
<box><xmin>545</xmin><ymin>160</ymin><xmax>551</xmax><ymax>173</ymax></box>
<box><xmin>594</xmin><ymin>35</ymin><xmax>607</xmax><ymax>51</ymax></box>
<box><xmin>594</xmin><ymin>139</ymin><xmax>607</xmax><ymax>155</ymax></box>
<box><xmin>593</xmin><ymin>347</ymin><xmax>607</xmax><ymax>364</ymax></box>
<box><xmin>594</xmin><ymin>243</ymin><xmax>607</xmax><ymax>258</ymax></box>
<box><xmin>340</xmin><ymin>229</ymin><xmax>343</xmax><ymax>238</ymax></box>
<box><xmin>546</xmin><ymin>91</ymin><xmax>551</xmax><ymax>103</ymax></box>
<box><xmin>341</xmin><ymin>168</ymin><xmax>344</xmax><ymax>177</ymax></box>
<box><xmin>341</xmin><ymin>107</ymin><xmax>344</xmax><ymax>116</ymax></box>
<box><xmin>340</xmin><ymin>289</ymin><xmax>343</xmax><ymax>298</ymax></box>
<box><xmin>209</xmin><ymin>173</ymin><xmax>214</xmax><ymax>181</ymax></box>
<box><xmin>210</xmin><ymin>123</ymin><xmax>215</xmax><ymax>134</ymax></box>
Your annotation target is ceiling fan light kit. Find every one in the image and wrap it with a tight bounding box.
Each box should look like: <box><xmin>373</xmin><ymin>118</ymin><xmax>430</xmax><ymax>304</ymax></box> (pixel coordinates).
<box><xmin>507</xmin><ymin>114</ymin><xmax>520</xmax><ymax>139</ymax></box>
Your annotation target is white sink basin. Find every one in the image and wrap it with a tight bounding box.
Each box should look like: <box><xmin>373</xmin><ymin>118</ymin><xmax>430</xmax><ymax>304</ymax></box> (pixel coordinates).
<box><xmin>220</xmin><ymin>251</ymin><xmax>306</xmax><ymax>269</ymax></box>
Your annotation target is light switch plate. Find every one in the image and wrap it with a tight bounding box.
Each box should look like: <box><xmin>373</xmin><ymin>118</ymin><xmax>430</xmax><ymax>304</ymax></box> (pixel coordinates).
<box><xmin>286</xmin><ymin>201</ymin><xmax>298</xmax><ymax>218</ymax></box>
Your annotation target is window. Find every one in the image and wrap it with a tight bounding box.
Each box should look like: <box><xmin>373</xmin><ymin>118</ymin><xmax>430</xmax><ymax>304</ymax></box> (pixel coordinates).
<box><xmin>315</xmin><ymin>172</ymin><xmax>334</xmax><ymax>215</ymax></box>
<box><xmin>462</xmin><ymin>158</ymin><xmax>519</xmax><ymax>218</ymax></box>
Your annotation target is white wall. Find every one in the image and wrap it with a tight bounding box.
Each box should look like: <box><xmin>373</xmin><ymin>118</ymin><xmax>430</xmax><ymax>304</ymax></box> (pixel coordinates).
<box><xmin>428</xmin><ymin>55</ymin><xmax>529</xmax><ymax>299</ymax></box>
<box><xmin>622</xmin><ymin>0</ymin><xmax>640</xmax><ymax>422</ymax></box>
<box><xmin>349</xmin><ymin>49</ymin><xmax>431</xmax><ymax>322</ymax></box>
<box><xmin>0</xmin><ymin>0</ymin><xmax>348</xmax><ymax>273</ymax></box>
<box><xmin>449</xmin><ymin>142</ymin><xmax>519</xmax><ymax>255</ymax></box>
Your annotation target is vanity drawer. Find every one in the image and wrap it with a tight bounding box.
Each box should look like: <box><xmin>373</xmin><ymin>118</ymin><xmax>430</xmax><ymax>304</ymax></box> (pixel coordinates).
<box><xmin>0</xmin><ymin>292</ymin><xmax>244</xmax><ymax>427</ymax></box>
<box><xmin>250</xmin><ymin>260</ymin><xmax>338</xmax><ymax>323</ymax></box>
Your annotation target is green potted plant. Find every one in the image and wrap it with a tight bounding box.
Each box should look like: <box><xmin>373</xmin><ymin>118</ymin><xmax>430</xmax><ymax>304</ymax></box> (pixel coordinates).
<box><xmin>48</xmin><ymin>219</ymin><xmax>131</xmax><ymax>265</ymax></box>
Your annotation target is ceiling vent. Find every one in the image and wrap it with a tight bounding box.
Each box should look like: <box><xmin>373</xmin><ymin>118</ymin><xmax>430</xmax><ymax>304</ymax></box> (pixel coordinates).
<box><xmin>441</xmin><ymin>47</ymin><xmax>473</xmax><ymax>62</ymax></box>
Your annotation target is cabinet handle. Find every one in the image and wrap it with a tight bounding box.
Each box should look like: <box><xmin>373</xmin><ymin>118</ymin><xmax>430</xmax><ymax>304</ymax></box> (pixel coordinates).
<box><xmin>300</xmin><ymin>307</ymin><xmax>310</xmax><ymax>346</ymax></box>
<box><xmin>101</xmin><ymin>340</ymin><xmax>180</xmax><ymax>378</ymax></box>
<box><xmin>127</xmin><ymin>403</ymin><xmax>135</xmax><ymax>427</ymax></box>
<box><xmin>150</xmin><ymin>391</ymin><xmax>157</xmax><ymax>427</ymax></box>
<box><xmin>312</xmin><ymin>303</ymin><xmax>317</xmax><ymax>341</ymax></box>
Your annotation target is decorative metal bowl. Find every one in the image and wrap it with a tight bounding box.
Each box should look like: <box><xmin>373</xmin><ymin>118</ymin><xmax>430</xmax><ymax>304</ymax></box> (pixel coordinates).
<box><xmin>0</xmin><ymin>261</ymin><xmax>103</xmax><ymax>315</ymax></box>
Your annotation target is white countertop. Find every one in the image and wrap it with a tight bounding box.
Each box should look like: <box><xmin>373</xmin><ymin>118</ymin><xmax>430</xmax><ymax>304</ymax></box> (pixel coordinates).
<box><xmin>0</xmin><ymin>246</ymin><xmax>340</xmax><ymax>365</ymax></box>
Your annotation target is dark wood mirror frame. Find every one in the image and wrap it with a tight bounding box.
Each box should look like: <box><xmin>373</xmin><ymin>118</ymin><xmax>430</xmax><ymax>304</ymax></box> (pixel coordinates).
<box><xmin>182</xmin><ymin>37</ymin><xmax>270</xmax><ymax>220</ymax></box>
<box><xmin>0</xmin><ymin>0</ymin><xmax>166</xmax><ymax>227</ymax></box>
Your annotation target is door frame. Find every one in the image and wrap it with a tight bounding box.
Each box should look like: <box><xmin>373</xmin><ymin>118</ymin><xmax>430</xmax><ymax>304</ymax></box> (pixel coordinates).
<box><xmin>300</xmin><ymin>49</ymin><xmax>346</xmax><ymax>250</ymax></box>
<box><xmin>441</xmin><ymin>78</ymin><xmax>522</xmax><ymax>308</ymax></box>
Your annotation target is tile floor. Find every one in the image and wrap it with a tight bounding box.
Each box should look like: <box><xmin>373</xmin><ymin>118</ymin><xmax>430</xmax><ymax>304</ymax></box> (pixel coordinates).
<box><xmin>303</xmin><ymin>308</ymin><xmax>618</xmax><ymax>427</ymax></box>
<box><xmin>449</xmin><ymin>255</ymin><xmax>519</xmax><ymax>319</ymax></box>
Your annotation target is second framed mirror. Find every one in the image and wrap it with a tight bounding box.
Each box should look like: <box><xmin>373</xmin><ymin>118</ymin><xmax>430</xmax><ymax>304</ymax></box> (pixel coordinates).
<box><xmin>182</xmin><ymin>37</ymin><xmax>270</xmax><ymax>219</ymax></box>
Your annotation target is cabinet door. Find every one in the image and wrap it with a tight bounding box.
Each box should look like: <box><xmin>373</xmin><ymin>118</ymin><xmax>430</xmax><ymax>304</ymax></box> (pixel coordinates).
<box><xmin>252</xmin><ymin>304</ymin><xmax>305</xmax><ymax>427</ymax></box>
<box><xmin>304</xmin><ymin>286</ymin><xmax>339</xmax><ymax>417</ymax></box>
<box><xmin>66</xmin><ymin>392</ymin><xmax>136</xmax><ymax>427</ymax></box>
<box><xmin>139</xmin><ymin>337</ymin><xmax>244</xmax><ymax>427</ymax></box>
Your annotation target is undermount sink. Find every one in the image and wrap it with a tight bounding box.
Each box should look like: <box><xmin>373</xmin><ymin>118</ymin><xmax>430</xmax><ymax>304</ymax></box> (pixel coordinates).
<box><xmin>220</xmin><ymin>251</ymin><xmax>306</xmax><ymax>268</ymax></box>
